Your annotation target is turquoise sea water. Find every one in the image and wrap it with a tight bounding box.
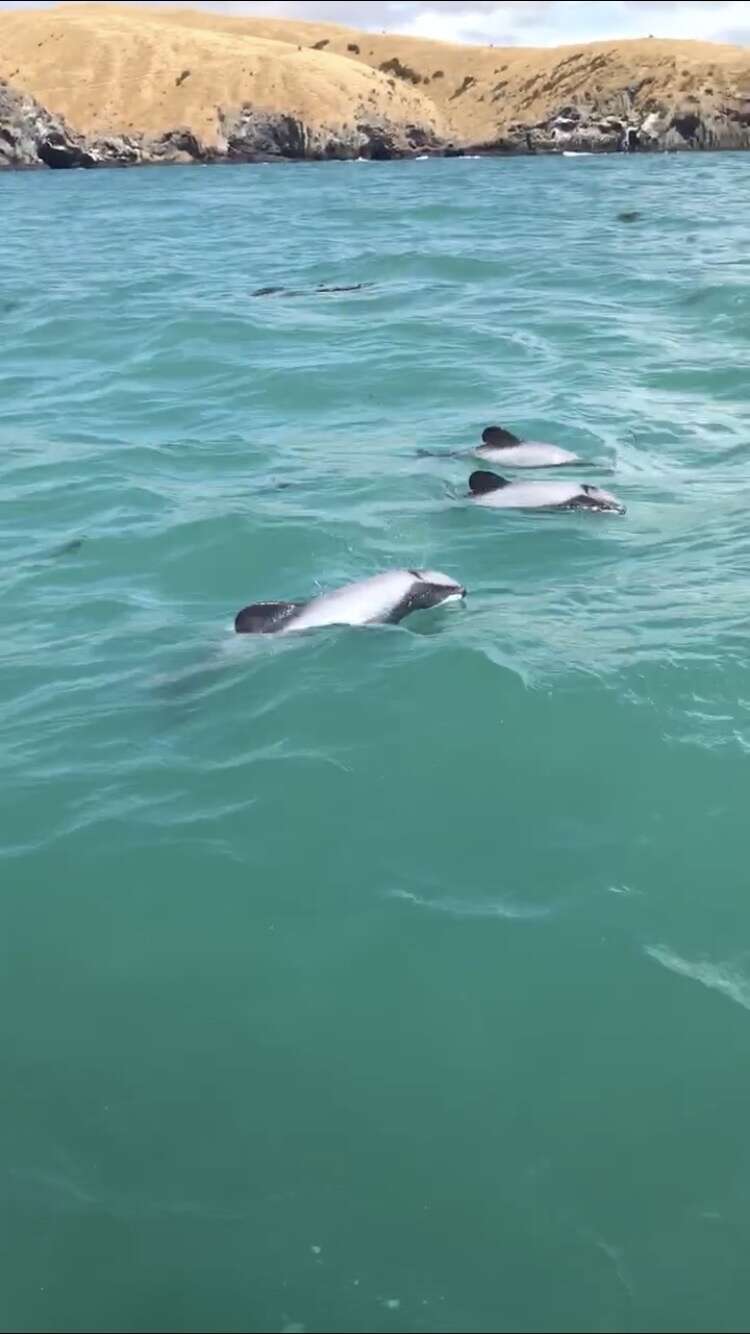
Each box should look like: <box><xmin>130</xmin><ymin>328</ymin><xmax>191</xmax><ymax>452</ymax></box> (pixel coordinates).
<box><xmin>2</xmin><ymin>153</ymin><xmax>750</xmax><ymax>1333</ymax></box>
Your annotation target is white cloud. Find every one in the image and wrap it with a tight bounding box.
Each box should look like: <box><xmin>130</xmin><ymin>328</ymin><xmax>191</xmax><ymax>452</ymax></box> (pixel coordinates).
<box><xmin>0</xmin><ymin>0</ymin><xmax>748</xmax><ymax>46</ymax></box>
<box><xmin>389</xmin><ymin>2</ymin><xmax>750</xmax><ymax>45</ymax></box>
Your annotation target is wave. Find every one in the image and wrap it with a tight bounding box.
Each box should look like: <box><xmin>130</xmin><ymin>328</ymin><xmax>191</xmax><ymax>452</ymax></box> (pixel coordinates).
<box><xmin>645</xmin><ymin>945</ymin><xmax>750</xmax><ymax>1012</ymax></box>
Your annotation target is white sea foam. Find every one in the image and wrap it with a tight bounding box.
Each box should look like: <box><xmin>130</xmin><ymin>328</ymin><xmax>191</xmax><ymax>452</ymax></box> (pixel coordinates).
<box><xmin>388</xmin><ymin>889</ymin><xmax>549</xmax><ymax>920</ymax></box>
<box><xmin>646</xmin><ymin>946</ymin><xmax>750</xmax><ymax>1012</ymax></box>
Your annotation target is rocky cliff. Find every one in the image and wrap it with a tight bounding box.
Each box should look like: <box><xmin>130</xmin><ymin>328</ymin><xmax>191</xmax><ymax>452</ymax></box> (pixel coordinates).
<box><xmin>1</xmin><ymin>3</ymin><xmax>750</xmax><ymax>169</ymax></box>
<box><xmin>0</xmin><ymin>80</ymin><xmax>441</xmax><ymax>169</ymax></box>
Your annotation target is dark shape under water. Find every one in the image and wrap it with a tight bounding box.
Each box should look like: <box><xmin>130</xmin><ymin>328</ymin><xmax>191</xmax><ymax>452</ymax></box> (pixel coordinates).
<box><xmin>51</xmin><ymin>538</ymin><xmax>84</xmax><ymax>557</ymax></box>
<box><xmin>617</xmin><ymin>210</ymin><xmax>642</xmax><ymax>223</ymax></box>
<box><xmin>251</xmin><ymin>282</ymin><xmax>371</xmax><ymax>298</ymax></box>
<box><xmin>316</xmin><ymin>283</ymin><xmax>369</xmax><ymax>293</ymax></box>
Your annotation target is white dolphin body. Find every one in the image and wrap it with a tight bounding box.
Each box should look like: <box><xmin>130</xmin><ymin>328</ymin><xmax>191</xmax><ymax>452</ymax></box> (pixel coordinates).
<box><xmin>468</xmin><ymin>471</ymin><xmax>625</xmax><ymax>513</ymax></box>
<box><xmin>474</xmin><ymin>425</ymin><xmax>582</xmax><ymax>468</ymax></box>
<box><xmin>235</xmin><ymin>569</ymin><xmax>465</xmax><ymax>635</ymax></box>
<box><xmin>475</xmin><ymin>441</ymin><xmax>582</xmax><ymax>467</ymax></box>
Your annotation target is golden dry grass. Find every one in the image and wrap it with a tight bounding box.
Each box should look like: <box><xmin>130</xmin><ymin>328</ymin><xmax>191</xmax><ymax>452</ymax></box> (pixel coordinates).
<box><xmin>1</xmin><ymin>2</ymin><xmax>749</xmax><ymax>146</ymax></box>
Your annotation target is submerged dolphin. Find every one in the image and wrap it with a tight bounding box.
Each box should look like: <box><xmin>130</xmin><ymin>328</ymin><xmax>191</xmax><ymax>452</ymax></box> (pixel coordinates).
<box><xmin>234</xmin><ymin>569</ymin><xmax>466</xmax><ymax>634</ymax></box>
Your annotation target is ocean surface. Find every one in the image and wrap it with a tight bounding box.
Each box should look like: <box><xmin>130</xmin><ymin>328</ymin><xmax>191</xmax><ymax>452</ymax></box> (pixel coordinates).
<box><xmin>1</xmin><ymin>153</ymin><xmax>750</xmax><ymax>1333</ymax></box>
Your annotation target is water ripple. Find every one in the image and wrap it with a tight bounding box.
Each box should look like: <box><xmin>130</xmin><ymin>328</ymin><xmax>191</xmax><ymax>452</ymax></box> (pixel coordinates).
<box><xmin>2</xmin><ymin>153</ymin><xmax>750</xmax><ymax>1333</ymax></box>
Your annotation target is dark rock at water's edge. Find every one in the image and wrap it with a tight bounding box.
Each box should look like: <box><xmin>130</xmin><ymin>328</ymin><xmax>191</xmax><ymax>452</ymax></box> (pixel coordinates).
<box><xmin>0</xmin><ymin>83</ymin><xmax>225</xmax><ymax>168</ymax></box>
<box><xmin>0</xmin><ymin>81</ymin><xmax>95</xmax><ymax>168</ymax></box>
<box><xmin>0</xmin><ymin>81</ymin><xmax>447</xmax><ymax>169</ymax></box>
<box><xmin>466</xmin><ymin>98</ymin><xmax>750</xmax><ymax>155</ymax></box>
<box><xmin>3</xmin><ymin>78</ymin><xmax>750</xmax><ymax>171</ymax></box>
<box><xmin>215</xmin><ymin>105</ymin><xmax>446</xmax><ymax>161</ymax></box>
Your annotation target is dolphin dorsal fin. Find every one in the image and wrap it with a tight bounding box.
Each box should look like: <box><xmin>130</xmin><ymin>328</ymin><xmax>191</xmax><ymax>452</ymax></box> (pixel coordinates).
<box><xmin>234</xmin><ymin>601</ymin><xmax>303</xmax><ymax>634</ymax></box>
<box><xmin>482</xmin><ymin>425</ymin><xmax>522</xmax><ymax>448</ymax></box>
<box><xmin>469</xmin><ymin>470</ymin><xmax>509</xmax><ymax>495</ymax></box>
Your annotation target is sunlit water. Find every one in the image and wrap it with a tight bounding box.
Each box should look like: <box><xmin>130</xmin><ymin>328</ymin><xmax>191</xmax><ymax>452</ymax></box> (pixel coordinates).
<box><xmin>2</xmin><ymin>154</ymin><xmax>750</xmax><ymax>1333</ymax></box>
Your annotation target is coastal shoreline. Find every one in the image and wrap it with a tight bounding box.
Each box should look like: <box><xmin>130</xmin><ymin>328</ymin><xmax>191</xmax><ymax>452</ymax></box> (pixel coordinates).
<box><xmin>3</xmin><ymin>80</ymin><xmax>749</xmax><ymax>174</ymax></box>
<box><xmin>2</xmin><ymin>6</ymin><xmax>750</xmax><ymax>173</ymax></box>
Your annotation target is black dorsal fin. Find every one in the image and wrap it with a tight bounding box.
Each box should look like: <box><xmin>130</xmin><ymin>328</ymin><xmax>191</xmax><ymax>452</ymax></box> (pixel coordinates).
<box><xmin>234</xmin><ymin>601</ymin><xmax>304</xmax><ymax>634</ymax></box>
<box><xmin>468</xmin><ymin>470</ymin><xmax>509</xmax><ymax>495</ymax></box>
<box><xmin>481</xmin><ymin>425</ymin><xmax>522</xmax><ymax>448</ymax></box>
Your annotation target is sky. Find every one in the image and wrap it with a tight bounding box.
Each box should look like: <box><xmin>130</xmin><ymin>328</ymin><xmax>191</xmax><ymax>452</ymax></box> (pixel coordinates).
<box><xmin>1</xmin><ymin>1</ymin><xmax>749</xmax><ymax>47</ymax></box>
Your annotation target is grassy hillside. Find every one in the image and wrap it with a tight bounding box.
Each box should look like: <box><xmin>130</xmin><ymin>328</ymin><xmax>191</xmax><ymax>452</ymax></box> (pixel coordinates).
<box><xmin>1</xmin><ymin>2</ymin><xmax>749</xmax><ymax>153</ymax></box>
<box><xmin>0</xmin><ymin>3</ymin><xmax>442</xmax><ymax>147</ymax></box>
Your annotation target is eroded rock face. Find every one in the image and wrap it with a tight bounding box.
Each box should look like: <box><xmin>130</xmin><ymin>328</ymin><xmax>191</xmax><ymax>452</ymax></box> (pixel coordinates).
<box><xmin>660</xmin><ymin>103</ymin><xmax>750</xmax><ymax>149</ymax></box>
<box><xmin>3</xmin><ymin>75</ymin><xmax>750</xmax><ymax>171</ymax></box>
<box><xmin>469</xmin><ymin>97</ymin><xmax>750</xmax><ymax>155</ymax></box>
<box><xmin>218</xmin><ymin>107</ymin><xmax>309</xmax><ymax>160</ymax></box>
<box><xmin>0</xmin><ymin>81</ymin><xmax>94</xmax><ymax>168</ymax></box>
<box><xmin>217</xmin><ymin>105</ymin><xmax>444</xmax><ymax>160</ymax></box>
<box><xmin>0</xmin><ymin>82</ymin><xmax>445</xmax><ymax>167</ymax></box>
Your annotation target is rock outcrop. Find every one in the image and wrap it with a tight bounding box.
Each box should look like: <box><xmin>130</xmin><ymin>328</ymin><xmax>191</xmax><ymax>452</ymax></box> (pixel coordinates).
<box><xmin>469</xmin><ymin>99</ymin><xmax>750</xmax><ymax>155</ymax></box>
<box><xmin>4</xmin><ymin>72</ymin><xmax>750</xmax><ymax>171</ymax></box>
<box><xmin>0</xmin><ymin>80</ymin><xmax>447</xmax><ymax>169</ymax></box>
<box><xmin>0</xmin><ymin>81</ymin><xmax>96</xmax><ymax>169</ymax></box>
<box><xmin>216</xmin><ymin>106</ymin><xmax>443</xmax><ymax>162</ymax></box>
